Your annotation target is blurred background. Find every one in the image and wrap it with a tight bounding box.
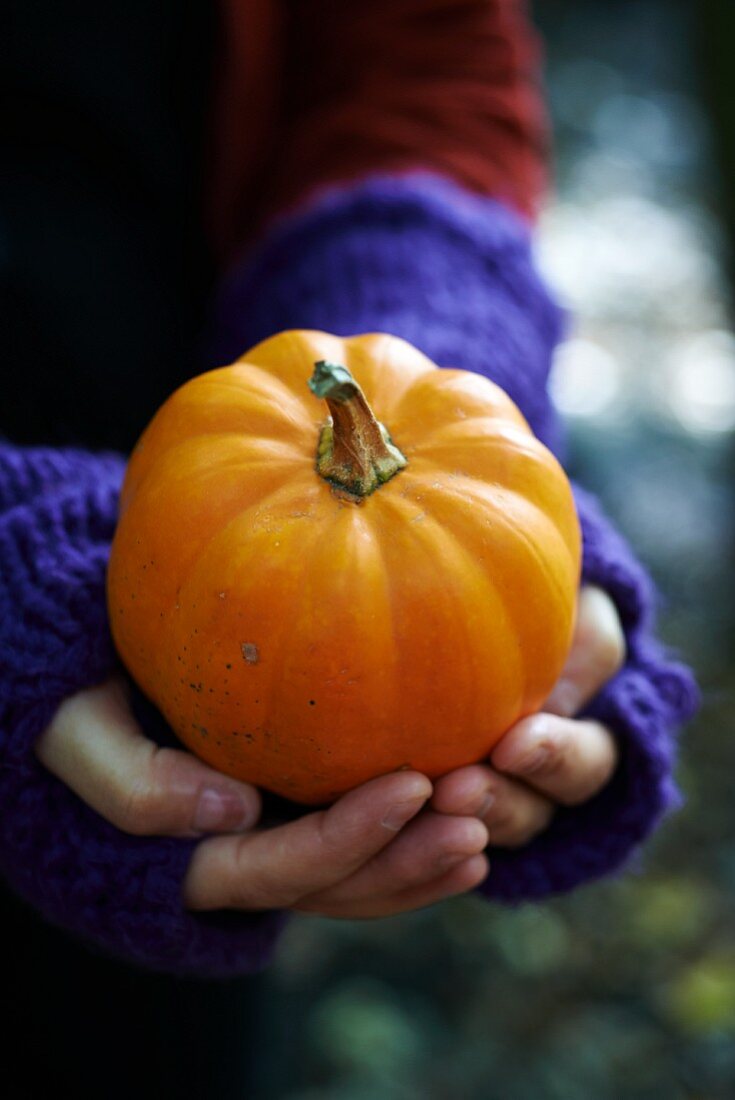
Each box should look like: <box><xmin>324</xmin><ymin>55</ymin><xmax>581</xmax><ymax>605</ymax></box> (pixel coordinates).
<box><xmin>249</xmin><ymin>2</ymin><xmax>735</xmax><ymax>1096</ymax></box>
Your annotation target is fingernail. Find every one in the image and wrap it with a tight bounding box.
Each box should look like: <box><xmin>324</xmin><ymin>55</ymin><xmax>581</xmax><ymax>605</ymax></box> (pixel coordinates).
<box><xmin>194</xmin><ymin>788</ymin><xmax>252</xmax><ymax>832</ymax></box>
<box><xmin>546</xmin><ymin>679</ymin><xmax>578</xmax><ymax>718</ymax></box>
<box><xmin>517</xmin><ymin>747</ymin><xmax>550</xmax><ymax>775</ymax></box>
<box><xmin>436</xmin><ymin>850</ymin><xmax>475</xmax><ymax>871</ymax></box>
<box><xmin>382</xmin><ymin>795</ymin><xmax>428</xmax><ymax>832</ymax></box>
<box><xmin>476</xmin><ymin>792</ymin><xmax>495</xmax><ymax>819</ymax></box>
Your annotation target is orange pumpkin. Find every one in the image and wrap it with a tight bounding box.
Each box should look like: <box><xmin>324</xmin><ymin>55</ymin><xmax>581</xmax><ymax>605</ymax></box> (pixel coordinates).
<box><xmin>107</xmin><ymin>331</ymin><xmax>581</xmax><ymax>805</ymax></box>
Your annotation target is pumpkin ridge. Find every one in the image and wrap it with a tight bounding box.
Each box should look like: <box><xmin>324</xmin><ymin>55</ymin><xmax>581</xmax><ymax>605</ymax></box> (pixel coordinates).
<box><xmin>180</xmin><ymin>472</ymin><xmax>322</xmax><ymax>569</ymax></box>
<box><xmin>239</xmin><ymin>329</ymin><xmax>350</xmax><ymax>391</ymax></box>
<box><xmin>343</xmin><ymin>333</ymin><xmax>437</xmax><ymax>418</ymax></box>
<box><xmin>421</xmin><ymin>474</ymin><xmax>578</xmax><ymax>604</ymax></box>
<box><xmin>125</xmin><ymin>367</ymin><xmax>312</xmax><ymax>484</ymax></box>
<box><xmin>267</xmin><ymin>504</ymin><xmax>400</xmax><ymax>793</ymax></box>
<box><xmin>165</xmin><ymin>513</ymin><xmax>321</xmax><ymax>789</ymax></box>
<box><xmin>388</xmin><ymin>368</ymin><xmax>529</xmax><ymax>442</ymax></box>
<box><xmin>406</xmin><ymin>423</ymin><xmax>565</xmax><ymax>497</ymax></box>
<box><xmin>409</xmin><ymin>467</ymin><xmax>579</xmax><ymax>571</ymax></box>
<box><xmin>213</xmin><ymin>363</ymin><xmax>316</xmax><ymax>418</ymax></box>
<box><xmin>408</xmin><ymin>475</ymin><xmax>578</xmax><ymax>707</ymax></box>
<box><xmin>121</xmin><ymin>433</ymin><xmax>307</xmax><ymax>511</ymax></box>
<box><xmin>376</xmin><ymin>488</ymin><xmax>525</xmax><ymax>739</ymax></box>
<box><xmin>111</xmin><ymin>456</ymin><xmax>315</xmax><ymax>706</ymax></box>
<box><xmin>150</xmin><ymin>472</ymin><xmax>321</xmax><ymax>659</ymax></box>
<box><xmin>177</xmin><ymin>376</ymin><xmax>313</xmax><ymax>433</ymax></box>
<box><xmin>408</xmin><ymin>417</ymin><xmax>545</xmax><ymax>455</ymax></box>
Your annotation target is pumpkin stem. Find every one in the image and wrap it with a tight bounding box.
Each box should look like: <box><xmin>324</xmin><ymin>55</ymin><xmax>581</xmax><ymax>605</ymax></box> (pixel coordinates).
<box><xmin>309</xmin><ymin>361</ymin><xmax>407</xmax><ymax>499</ymax></box>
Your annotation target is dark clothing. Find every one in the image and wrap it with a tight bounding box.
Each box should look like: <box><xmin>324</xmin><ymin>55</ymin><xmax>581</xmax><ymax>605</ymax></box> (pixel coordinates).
<box><xmin>2</xmin><ymin>4</ymin><xmax>265</xmax><ymax>1096</ymax></box>
<box><xmin>3</xmin><ymin>0</ymin><xmax>215</xmax><ymax>451</ymax></box>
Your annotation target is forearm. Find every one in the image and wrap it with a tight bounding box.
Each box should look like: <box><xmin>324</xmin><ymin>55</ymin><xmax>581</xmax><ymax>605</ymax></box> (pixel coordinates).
<box><xmin>0</xmin><ymin>441</ymin><xmax>287</xmax><ymax>974</ymax></box>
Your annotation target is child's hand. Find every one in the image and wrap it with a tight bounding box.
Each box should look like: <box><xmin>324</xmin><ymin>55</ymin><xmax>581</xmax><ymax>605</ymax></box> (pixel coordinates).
<box><xmin>36</xmin><ymin>679</ymin><xmax>489</xmax><ymax>920</ymax></box>
<box><xmin>431</xmin><ymin>585</ymin><xmax>626</xmax><ymax>846</ymax></box>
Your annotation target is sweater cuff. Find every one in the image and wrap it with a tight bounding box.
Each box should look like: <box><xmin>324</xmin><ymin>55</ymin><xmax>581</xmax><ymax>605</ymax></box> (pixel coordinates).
<box><xmin>0</xmin><ymin>443</ymin><xmax>286</xmax><ymax>976</ymax></box>
<box><xmin>476</xmin><ymin>485</ymin><xmax>699</xmax><ymax>903</ymax></box>
<box><xmin>208</xmin><ymin>171</ymin><xmax>566</xmax><ymax>453</ymax></box>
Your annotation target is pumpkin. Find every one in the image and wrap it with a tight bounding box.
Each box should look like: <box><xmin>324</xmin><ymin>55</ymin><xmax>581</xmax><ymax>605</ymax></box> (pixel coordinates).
<box><xmin>107</xmin><ymin>331</ymin><xmax>581</xmax><ymax>805</ymax></box>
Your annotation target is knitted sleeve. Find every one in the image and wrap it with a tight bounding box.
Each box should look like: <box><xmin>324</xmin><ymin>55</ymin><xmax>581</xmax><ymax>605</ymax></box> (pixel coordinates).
<box><xmin>208</xmin><ymin>171</ymin><xmax>699</xmax><ymax>900</ymax></box>
<box><xmin>0</xmin><ymin>442</ymin><xmax>287</xmax><ymax>974</ymax></box>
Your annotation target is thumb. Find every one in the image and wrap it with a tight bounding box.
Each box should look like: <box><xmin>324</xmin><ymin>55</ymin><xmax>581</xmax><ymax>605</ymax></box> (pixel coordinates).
<box><xmin>544</xmin><ymin>585</ymin><xmax>626</xmax><ymax>718</ymax></box>
<box><xmin>35</xmin><ymin>676</ymin><xmax>262</xmax><ymax>838</ymax></box>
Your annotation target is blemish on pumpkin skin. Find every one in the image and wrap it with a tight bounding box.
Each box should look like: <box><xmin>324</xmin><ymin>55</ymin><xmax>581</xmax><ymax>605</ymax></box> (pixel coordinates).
<box><xmin>241</xmin><ymin>643</ymin><xmax>259</xmax><ymax>664</ymax></box>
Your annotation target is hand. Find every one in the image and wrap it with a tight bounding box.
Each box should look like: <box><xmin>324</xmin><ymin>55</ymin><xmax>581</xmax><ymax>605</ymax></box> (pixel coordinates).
<box><xmin>36</xmin><ymin>678</ymin><xmax>489</xmax><ymax>919</ymax></box>
<box><xmin>431</xmin><ymin>585</ymin><xmax>626</xmax><ymax>846</ymax></box>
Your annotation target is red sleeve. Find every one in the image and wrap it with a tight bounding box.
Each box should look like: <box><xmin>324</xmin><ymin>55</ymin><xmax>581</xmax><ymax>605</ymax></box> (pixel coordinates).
<box><xmin>209</xmin><ymin>0</ymin><xmax>552</xmax><ymax>260</ymax></box>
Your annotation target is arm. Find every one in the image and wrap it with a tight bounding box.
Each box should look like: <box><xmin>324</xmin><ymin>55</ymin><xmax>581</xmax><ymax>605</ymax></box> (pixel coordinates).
<box><xmin>207</xmin><ymin>0</ymin><xmax>698</xmax><ymax>896</ymax></box>
<box><xmin>209</xmin><ymin>0</ymin><xmax>549</xmax><ymax>255</ymax></box>
<box><xmin>0</xmin><ymin>442</ymin><xmax>287</xmax><ymax>974</ymax></box>
<box><xmin>2</xmin><ymin>441</ymin><xmax>493</xmax><ymax>961</ymax></box>
<box><xmin>476</xmin><ymin>490</ymin><xmax>699</xmax><ymax>901</ymax></box>
<box><xmin>4</xmin><ymin>0</ymin><xmax>556</xmax><ymax>969</ymax></box>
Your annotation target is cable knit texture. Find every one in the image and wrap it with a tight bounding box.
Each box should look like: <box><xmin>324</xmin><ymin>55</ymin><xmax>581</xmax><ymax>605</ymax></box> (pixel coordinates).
<box><xmin>0</xmin><ymin>173</ymin><xmax>697</xmax><ymax>976</ymax></box>
<box><xmin>0</xmin><ymin>444</ymin><xmax>286</xmax><ymax>975</ymax></box>
<box><xmin>211</xmin><ymin>172</ymin><xmax>699</xmax><ymax>901</ymax></box>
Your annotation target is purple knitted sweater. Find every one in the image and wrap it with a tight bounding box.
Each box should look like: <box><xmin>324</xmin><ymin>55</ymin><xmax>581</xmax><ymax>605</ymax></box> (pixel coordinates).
<box><xmin>0</xmin><ymin>174</ymin><xmax>698</xmax><ymax>975</ymax></box>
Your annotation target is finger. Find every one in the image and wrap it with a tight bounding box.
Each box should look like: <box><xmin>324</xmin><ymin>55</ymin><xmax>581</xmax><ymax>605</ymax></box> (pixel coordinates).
<box><xmin>431</xmin><ymin>764</ymin><xmax>555</xmax><ymax>847</ymax></box>
<box><xmin>544</xmin><ymin>585</ymin><xmax>626</xmax><ymax>717</ymax></box>
<box><xmin>490</xmin><ymin>713</ymin><xmax>619</xmax><ymax>806</ymax></box>
<box><xmin>35</xmin><ymin>677</ymin><xmax>262</xmax><ymax>837</ymax></box>
<box><xmin>183</xmin><ymin>771</ymin><xmax>433</xmax><ymax>911</ymax></box>
<box><xmin>294</xmin><ymin>810</ymin><xmax>488</xmax><ymax>916</ymax></box>
<box><xmin>372</xmin><ymin>854</ymin><xmax>490</xmax><ymax>916</ymax></box>
<box><xmin>299</xmin><ymin>854</ymin><xmax>490</xmax><ymax>919</ymax></box>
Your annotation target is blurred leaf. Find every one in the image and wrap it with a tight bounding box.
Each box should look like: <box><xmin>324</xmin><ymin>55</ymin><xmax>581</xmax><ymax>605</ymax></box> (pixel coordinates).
<box><xmin>307</xmin><ymin>978</ymin><xmax>427</xmax><ymax>1077</ymax></box>
<box><xmin>489</xmin><ymin>906</ymin><xmax>571</xmax><ymax>975</ymax></box>
<box><xmin>623</xmin><ymin>876</ymin><xmax>718</xmax><ymax>949</ymax></box>
<box><xmin>661</xmin><ymin>952</ymin><xmax>735</xmax><ymax>1034</ymax></box>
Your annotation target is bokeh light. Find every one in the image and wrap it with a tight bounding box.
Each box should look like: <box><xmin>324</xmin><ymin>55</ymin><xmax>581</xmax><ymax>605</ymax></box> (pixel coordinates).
<box><xmin>549</xmin><ymin>338</ymin><xmax>624</xmax><ymax>418</ymax></box>
<box><xmin>662</xmin><ymin>330</ymin><xmax>735</xmax><ymax>434</ymax></box>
